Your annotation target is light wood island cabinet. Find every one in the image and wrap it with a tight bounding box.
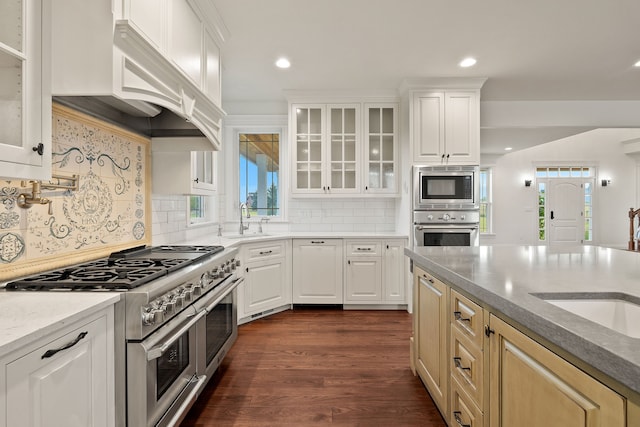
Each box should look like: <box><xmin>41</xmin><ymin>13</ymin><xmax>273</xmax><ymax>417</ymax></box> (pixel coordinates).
<box><xmin>412</xmin><ymin>264</ymin><xmax>628</xmax><ymax>427</ymax></box>
<box><xmin>413</xmin><ymin>266</ymin><xmax>449</xmax><ymax>421</ymax></box>
<box><xmin>489</xmin><ymin>314</ymin><xmax>625</xmax><ymax>427</ymax></box>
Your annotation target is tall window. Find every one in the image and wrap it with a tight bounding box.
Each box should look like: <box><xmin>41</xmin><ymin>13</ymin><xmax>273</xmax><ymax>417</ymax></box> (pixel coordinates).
<box><xmin>479</xmin><ymin>168</ymin><xmax>492</xmax><ymax>233</ymax></box>
<box><xmin>239</xmin><ymin>133</ymin><xmax>280</xmax><ymax>216</ymax></box>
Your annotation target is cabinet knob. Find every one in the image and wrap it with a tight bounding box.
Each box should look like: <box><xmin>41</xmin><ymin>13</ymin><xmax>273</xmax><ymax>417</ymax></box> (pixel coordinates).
<box><xmin>194</xmin><ymin>177</ymin><xmax>200</xmax><ymax>183</ymax></box>
<box><xmin>32</xmin><ymin>143</ymin><xmax>44</xmax><ymax>156</ymax></box>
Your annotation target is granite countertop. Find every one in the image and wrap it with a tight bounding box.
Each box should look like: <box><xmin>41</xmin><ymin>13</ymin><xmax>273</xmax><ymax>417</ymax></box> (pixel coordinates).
<box><xmin>405</xmin><ymin>244</ymin><xmax>640</xmax><ymax>396</ymax></box>
<box><xmin>0</xmin><ymin>292</ymin><xmax>121</xmax><ymax>356</ymax></box>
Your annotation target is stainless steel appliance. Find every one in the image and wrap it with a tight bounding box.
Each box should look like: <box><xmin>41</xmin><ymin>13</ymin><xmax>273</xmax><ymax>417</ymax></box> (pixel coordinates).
<box><xmin>6</xmin><ymin>244</ymin><xmax>241</xmax><ymax>427</ymax></box>
<box><xmin>413</xmin><ymin>210</ymin><xmax>480</xmax><ymax>246</ymax></box>
<box><xmin>413</xmin><ymin>165</ymin><xmax>479</xmax><ymax>210</ymax></box>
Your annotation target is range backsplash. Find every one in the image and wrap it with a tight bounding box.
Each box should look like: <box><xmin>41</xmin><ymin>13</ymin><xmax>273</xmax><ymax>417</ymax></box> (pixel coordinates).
<box><xmin>0</xmin><ymin>104</ymin><xmax>151</xmax><ymax>281</ymax></box>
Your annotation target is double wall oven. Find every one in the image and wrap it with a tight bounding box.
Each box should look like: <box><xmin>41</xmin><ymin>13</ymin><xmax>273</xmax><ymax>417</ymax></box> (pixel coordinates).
<box><xmin>7</xmin><ymin>245</ymin><xmax>242</xmax><ymax>427</ymax></box>
<box><xmin>413</xmin><ymin>165</ymin><xmax>480</xmax><ymax>247</ymax></box>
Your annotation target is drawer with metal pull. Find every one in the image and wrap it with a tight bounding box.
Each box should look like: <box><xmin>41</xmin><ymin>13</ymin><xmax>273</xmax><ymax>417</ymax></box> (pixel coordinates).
<box><xmin>451</xmin><ymin>375</ymin><xmax>483</xmax><ymax>427</ymax></box>
<box><xmin>451</xmin><ymin>325</ymin><xmax>484</xmax><ymax>409</ymax></box>
<box><xmin>345</xmin><ymin>240</ymin><xmax>381</xmax><ymax>256</ymax></box>
<box><xmin>451</xmin><ymin>289</ymin><xmax>484</xmax><ymax>348</ymax></box>
<box><xmin>244</xmin><ymin>240</ymin><xmax>286</xmax><ymax>261</ymax></box>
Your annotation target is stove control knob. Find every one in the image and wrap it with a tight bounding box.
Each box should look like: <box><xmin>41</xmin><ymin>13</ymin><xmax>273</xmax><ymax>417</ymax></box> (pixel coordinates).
<box><xmin>235</xmin><ymin>259</ymin><xmax>241</xmax><ymax>267</ymax></box>
<box><xmin>183</xmin><ymin>287</ymin><xmax>193</xmax><ymax>302</ymax></box>
<box><xmin>231</xmin><ymin>259</ymin><xmax>237</xmax><ymax>270</ymax></box>
<box><xmin>460</xmin><ymin>214</ymin><xmax>466</xmax><ymax>221</ymax></box>
<box><xmin>142</xmin><ymin>309</ymin><xmax>155</xmax><ymax>326</ymax></box>
<box><xmin>192</xmin><ymin>284</ymin><xmax>202</xmax><ymax>296</ymax></box>
<box><xmin>164</xmin><ymin>300</ymin><xmax>176</xmax><ymax>314</ymax></box>
<box><xmin>442</xmin><ymin>213</ymin><xmax>451</xmax><ymax>221</ymax></box>
<box><xmin>224</xmin><ymin>263</ymin><xmax>231</xmax><ymax>273</ymax></box>
<box><xmin>175</xmin><ymin>293</ymin><xmax>185</xmax><ymax>307</ymax></box>
<box><xmin>153</xmin><ymin>309</ymin><xmax>164</xmax><ymax>324</ymax></box>
<box><xmin>426</xmin><ymin>214</ymin><xmax>433</xmax><ymax>221</ymax></box>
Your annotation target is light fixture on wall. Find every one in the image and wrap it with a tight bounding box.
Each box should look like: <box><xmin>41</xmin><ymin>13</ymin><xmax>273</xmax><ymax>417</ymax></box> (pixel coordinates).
<box><xmin>601</xmin><ymin>179</ymin><xmax>611</xmax><ymax>187</ymax></box>
<box><xmin>524</xmin><ymin>179</ymin><xmax>532</xmax><ymax>187</ymax></box>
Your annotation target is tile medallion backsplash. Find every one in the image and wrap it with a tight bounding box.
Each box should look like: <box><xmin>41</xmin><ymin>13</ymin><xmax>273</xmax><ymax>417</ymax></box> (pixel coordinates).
<box><xmin>0</xmin><ymin>103</ymin><xmax>151</xmax><ymax>281</ymax></box>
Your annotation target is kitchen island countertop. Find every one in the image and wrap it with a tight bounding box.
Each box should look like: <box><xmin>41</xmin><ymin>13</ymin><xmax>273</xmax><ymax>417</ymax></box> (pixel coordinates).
<box><xmin>405</xmin><ymin>244</ymin><xmax>640</xmax><ymax>396</ymax></box>
<box><xmin>0</xmin><ymin>292</ymin><xmax>121</xmax><ymax>356</ymax></box>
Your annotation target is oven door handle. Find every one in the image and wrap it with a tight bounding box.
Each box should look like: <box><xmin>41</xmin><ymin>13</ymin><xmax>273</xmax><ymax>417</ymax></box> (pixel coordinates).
<box><xmin>146</xmin><ymin>310</ymin><xmax>206</xmax><ymax>361</ymax></box>
<box><xmin>203</xmin><ymin>277</ymin><xmax>243</xmax><ymax>314</ymax></box>
<box><xmin>415</xmin><ymin>225</ymin><xmax>479</xmax><ymax>232</ymax></box>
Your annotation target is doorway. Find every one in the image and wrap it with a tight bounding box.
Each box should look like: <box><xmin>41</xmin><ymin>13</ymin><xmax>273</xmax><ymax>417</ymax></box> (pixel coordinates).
<box><xmin>536</xmin><ymin>167</ymin><xmax>594</xmax><ymax>246</ymax></box>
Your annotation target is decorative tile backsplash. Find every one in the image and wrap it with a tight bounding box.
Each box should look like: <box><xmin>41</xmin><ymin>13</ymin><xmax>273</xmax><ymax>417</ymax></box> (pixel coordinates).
<box><xmin>0</xmin><ymin>104</ymin><xmax>151</xmax><ymax>281</ymax></box>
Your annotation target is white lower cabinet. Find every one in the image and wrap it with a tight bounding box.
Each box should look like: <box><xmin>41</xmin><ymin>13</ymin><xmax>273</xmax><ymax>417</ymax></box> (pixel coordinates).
<box><xmin>292</xmin><ymin>239</ymin><xmax>343</xmax><ymax>304</ymax></box>
<box><xmin>345</xmin><ymin>239</ymin><xmax>407</xmax><ymax>305</ymax></box>
<box><xmin>2</xmin><ymin>307</ymin><xmax>114</xmax><ymax>427</ymax></box>
<box><xmin>238</xmin><ymin>240</ymin><xmax>291</xmax><ymax>321</ymax></box>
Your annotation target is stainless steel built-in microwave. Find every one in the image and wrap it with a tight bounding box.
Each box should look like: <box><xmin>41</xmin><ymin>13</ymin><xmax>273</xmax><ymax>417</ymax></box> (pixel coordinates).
<box><xmin>413</xmin><ymin>165</ymin><xmax>479</xmax><ymax>210</ymax></box>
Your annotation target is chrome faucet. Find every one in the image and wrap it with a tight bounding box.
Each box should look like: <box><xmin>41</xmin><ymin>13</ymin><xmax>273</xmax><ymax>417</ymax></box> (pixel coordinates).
<box><xmin>239</xmin><ymin>203</ymin><xmax>250</xmax><ymax>234</ymax></box>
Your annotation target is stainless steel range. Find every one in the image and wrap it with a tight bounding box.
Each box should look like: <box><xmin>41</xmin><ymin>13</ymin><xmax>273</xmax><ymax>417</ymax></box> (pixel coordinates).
<box><xmin>7</xmin><ymin>244</ymin><xmax>242</xmax><ymax>427</ymax></box>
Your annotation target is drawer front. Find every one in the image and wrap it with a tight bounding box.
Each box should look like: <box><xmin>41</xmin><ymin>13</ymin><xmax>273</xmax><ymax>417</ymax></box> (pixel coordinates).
<box><xmin>244</xmin><ymin>241</ymin><xmax>286</xmax><ymax>261</ymax></box>
<box><xmin>345</xmin><ymin>240</ymin><xmax>381</xmax><ymax>256</ymax></box>
<box><xmin>451</xmin><ymin>376</ymin><xmax>483</xmax><ymax>427</ymax></box>
<box><xmin>451</xmin><ymin>326</ymin><xmax>483</xmax><ymax>409</ymax></box>
<box><xmin>451</xmin><ymin>289</ymin><xmax>484</xmax><ymax>348</ymax></box>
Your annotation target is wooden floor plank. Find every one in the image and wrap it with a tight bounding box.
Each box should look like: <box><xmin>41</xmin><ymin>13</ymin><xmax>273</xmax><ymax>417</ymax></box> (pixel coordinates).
<box><xmin>180</xmin><ymin>308</ymin><xmax>446</xmax><ymax>426</ymax></box>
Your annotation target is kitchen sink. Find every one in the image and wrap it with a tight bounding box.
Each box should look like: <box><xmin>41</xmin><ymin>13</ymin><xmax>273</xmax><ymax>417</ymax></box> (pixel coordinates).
<box><xmin>533</xmin><ymin>293</ymin><xmax>640</xmax><ymax>339</ymax></box>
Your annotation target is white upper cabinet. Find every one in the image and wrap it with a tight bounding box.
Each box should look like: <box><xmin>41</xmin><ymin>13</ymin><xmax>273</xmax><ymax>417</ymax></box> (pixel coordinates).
<box><xmin>151</xmin><ymin>137</ymin><xmax>216</xmax><ymax>195</ymax></box>
<box><xmin>51</xmin><ymin>0</ymin><xmax>226</xmax><ymax>149</ymax></box>
<box><xmin>411</xmin><ymin>90</ymin><xmax>480</xmax><ymax>165</ymax></box>
<box><xmin>364</xmin><ymin>104</ymin><xmax>398</xmax><ymax>194</ymax></box>
<box><xmin>0</xmin><ymin>0</ymin><xmax>51</xmax><ymax>180</ymax></box>
<box><xmin>290</xmin><ymin>99</ymin><xmax>398</xmax><ymax>197</ymax></box>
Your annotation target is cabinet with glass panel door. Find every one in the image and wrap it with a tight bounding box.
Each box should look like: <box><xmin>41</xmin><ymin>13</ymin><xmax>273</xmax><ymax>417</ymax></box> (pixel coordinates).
<box><xmin>0</xmin><ymin>0</ymin><xmax>51</xmax><ymax>180</ymax></box>
<box><xmin>291</xmin><ymin>104</ymin><xmax>360</xmax><ymax>195</ymax></box>
<box><xmin>364</xmin><ymin>104</ymin><xmax>397</xmax><ymax>195</ymax></box>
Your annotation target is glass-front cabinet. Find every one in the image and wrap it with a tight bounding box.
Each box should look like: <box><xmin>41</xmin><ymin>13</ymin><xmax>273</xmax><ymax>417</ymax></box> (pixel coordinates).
<box><xmin>291</xmin><ymin>101</ymin><xmax>397</xmax><ymax>197</ymax></box>
<box><xmin>293</xmin><ymin>104</ymin><xmax>360</xmax><ymax>195</ymax></box>
<box><xmin>294</xmin><ymin>105</ymin><xmax>324</xmax><ymax>192</ymax></box>
<box><xmin>328</xmin><ymin>105</ymin><xmax>359</xmax><ymax>193</ymax></box>
<box><xmin>364</xmin><ymin>104</ymin><xmax>397</xmax><ymax>194</ymax></box>
<box><xmin>0</xmin><ymin>0</ymin><xmax>51</xmax><ymax>180</ymax></box>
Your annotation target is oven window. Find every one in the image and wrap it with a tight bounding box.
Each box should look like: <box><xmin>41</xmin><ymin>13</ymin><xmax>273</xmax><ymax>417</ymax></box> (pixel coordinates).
<box><xmin>206</xmin><ymin>292</ymin><xmax>233</xmax><ymax>365</ymax></box>
<box><xmin>156</xmin><ymin>333</ymin><xmax>190</xmax><ymax>400</ymax></box>
<box><xmin>424</xmin><ymin>232</ymin><xmax>471</xmax><ymax>246</ymax></box>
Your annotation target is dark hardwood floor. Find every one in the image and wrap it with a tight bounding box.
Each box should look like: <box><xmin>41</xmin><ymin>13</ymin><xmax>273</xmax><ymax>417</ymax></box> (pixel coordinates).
<box><xmin>181</xmin><ymin>308</ymin><xmax>446</xmax><ymax>426</ymax></box>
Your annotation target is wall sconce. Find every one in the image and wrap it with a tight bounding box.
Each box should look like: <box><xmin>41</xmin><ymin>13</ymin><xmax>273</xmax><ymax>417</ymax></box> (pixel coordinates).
<box><xmin>601</xmin><ymin>179</ymin><xmax>611</xmax><ymax>187</ymax></box>
<box><xmin>524</xmin><ymin>180</ymin><xmax>532</xmax><ymax>187</ymax></box>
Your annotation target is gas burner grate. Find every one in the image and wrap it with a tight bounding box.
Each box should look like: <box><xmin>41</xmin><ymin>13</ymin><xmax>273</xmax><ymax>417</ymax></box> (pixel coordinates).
<box><xmin>5</xmin><ymin>265</ymin><xmax>167</xmax><ymax>291</ymax></box>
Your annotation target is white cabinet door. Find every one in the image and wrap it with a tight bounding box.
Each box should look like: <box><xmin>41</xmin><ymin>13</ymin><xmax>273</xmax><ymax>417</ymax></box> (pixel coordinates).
<box><xmin>5</xmin><ymin>311</ymin><xmax>113</xmax><ymax>427</ymax></box>
<box><xmin>152</xmin><ymin>149</ymin><xmax>216</xmax><ymax>195</ymax></box>
<box><xmin>326</xmin><ymin>104</ymin><xmax>360</xmax><ymax>194</ymax></box>
<box><xmin>444</xmin><ymin>92</ymin><xmax>479</xmax><ymax>165</ymax></box>
<box><xmin>412</xmin><ymin>90</ymin><xmax>479</xmax><ymax>165</ymax></box>
<box><xmin>383</xmin><ymin>239</ymin><xmax>406</xmax><ymax>302</ymax></box>
<box><xmin>243</xmin><ymin>258</ymin><xmax>288</xmax><ymax>315</ymax></box>
<box><xmin>292</xmin><ymin>239</ymin><xmax>343</xmax><ymax>303</ymax></box>
<box><xmin>345</xmin><ymin>256</ymin><xmax>382</xmax><ymax>303</ymax></box>
<box><xmin>169</xmin><ymin>0</ymin><xmax>202</xmax><ymax>85</ymax></box>
<box><xmin>364</xmin><ymin>104</ymin><xmax>398</xmax><ymax>195</ymax></box>
<box><xmin>0</xmin><ymin>0</ymin><xmax>51</xmax><ymax>180</ymax></box>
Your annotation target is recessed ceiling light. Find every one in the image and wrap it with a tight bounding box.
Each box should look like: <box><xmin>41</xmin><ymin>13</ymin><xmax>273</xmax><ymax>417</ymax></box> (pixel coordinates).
<box><xmin>459</xmin><ymin>57</ymin><xmax>477</xmax><ymax>68</ymax></box>
<box><xmin>275</xmin><ymin>57</ymin><xmax>291</xmax><ymax>69</ymax></box>
<box><xmin>504</xmin><ymin>147</ymin><xmax>513</xmax><ymax>151</ymax></box>
<box><xmin>634</xmin><ymin>60</ymin><xmax>640</xmax><ymax>67</ymax></box>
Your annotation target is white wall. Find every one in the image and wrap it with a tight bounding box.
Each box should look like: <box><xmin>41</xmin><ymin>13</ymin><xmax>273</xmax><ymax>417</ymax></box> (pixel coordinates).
<box><xmin>483</xmin><ymin>128</ymin><xmax>640</xmax><ymax>248</ymax></box>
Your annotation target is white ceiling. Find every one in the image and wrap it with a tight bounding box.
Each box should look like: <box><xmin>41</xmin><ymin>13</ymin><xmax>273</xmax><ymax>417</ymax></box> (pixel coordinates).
<box><xmin>211</xmin><ymin>0</ymin><xmax>640</xmax><ymax>154</ymax></box>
